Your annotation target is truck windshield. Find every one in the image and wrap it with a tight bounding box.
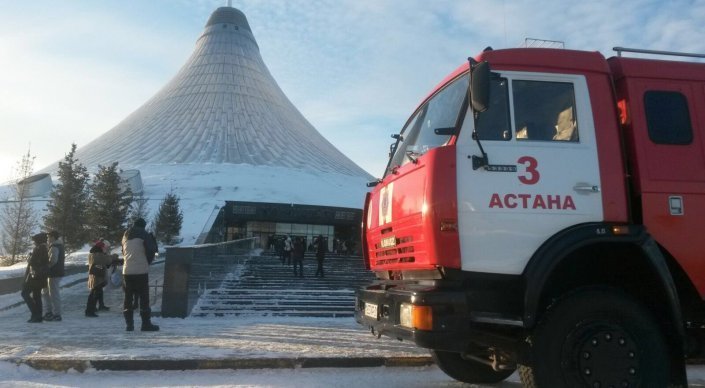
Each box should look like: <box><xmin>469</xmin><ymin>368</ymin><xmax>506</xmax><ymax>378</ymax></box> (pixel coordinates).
<box><xmin>387</xmin><ymin>73</ymin><xmax>469</xmax><ymax>174</ymax></box>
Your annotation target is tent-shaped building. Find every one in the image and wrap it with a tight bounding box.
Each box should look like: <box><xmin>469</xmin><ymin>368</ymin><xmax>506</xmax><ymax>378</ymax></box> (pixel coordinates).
<box><xmin>41</xmin><ymin>6</ymin><xmax>372</xmax><ymax>249</ymax></box>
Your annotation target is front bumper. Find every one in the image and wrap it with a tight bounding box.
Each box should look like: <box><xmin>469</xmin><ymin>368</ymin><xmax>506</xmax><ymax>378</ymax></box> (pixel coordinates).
<box><xmin>354</xmin><ymin>281</ymin><xmax>479</xmax><ymax>352</ymax></box>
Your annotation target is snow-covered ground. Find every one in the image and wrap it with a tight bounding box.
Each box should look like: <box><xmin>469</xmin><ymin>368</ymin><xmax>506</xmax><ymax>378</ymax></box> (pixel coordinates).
<box><xmin>1</xmin><ymin>259</ymin><xmax>705</xmax><ymax>387</ymax></box>
<box><xmin>0</xmin><ymin>363</ymin><xmax>504</xmax><ymax>388</ymax></box>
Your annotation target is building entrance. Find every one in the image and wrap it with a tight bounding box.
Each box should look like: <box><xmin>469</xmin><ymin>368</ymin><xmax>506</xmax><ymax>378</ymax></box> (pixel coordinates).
<box><xmin>206</xmin><ymin>201</ymin><xmax>362</xmax><ymax>255</ymax></box>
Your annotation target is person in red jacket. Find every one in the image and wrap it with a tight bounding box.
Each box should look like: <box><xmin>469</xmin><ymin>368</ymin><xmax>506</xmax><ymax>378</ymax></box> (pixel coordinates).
<box><xmin>85</xmin><ymin>239</ymin><xmax>117</xmax><ymax>317</ymax></box>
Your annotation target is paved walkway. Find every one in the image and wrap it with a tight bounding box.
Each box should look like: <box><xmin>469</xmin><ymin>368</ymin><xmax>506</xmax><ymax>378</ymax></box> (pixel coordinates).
<box><xmin>0</xmin><ymin>260</ymin><xmax>430</xmax><ymax>372</ymax></box>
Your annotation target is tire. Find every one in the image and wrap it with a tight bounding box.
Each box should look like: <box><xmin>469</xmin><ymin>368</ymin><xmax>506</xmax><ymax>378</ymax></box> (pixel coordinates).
<box><xmin>431</xmin><ymin>349</ymin><xmax>515</xmax><ymax>384</ymax></box>
<box><xmin>518</xmin><ymin>287</ymin><xmax>669</xmax><ymax>388</ymax></box>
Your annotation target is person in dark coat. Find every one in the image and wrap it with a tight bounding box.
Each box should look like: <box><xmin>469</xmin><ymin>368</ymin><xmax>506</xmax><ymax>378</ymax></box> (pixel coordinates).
<box><xmin>42</xmin><ymin>230</ymin><xmax>65</xmax><ymax>321</ymax></box>
<box><xmin>85</xmin><ymin>240</ymin><xmax>117</xmax><ymax>317</ymax></box>
<box><xmin>292</xmin><ymin>237</ymin><xmax>304</xmax><ymax>278</ymax></box>
<box><xmin>122</xmin><ymin>218</ymin><xmax>159</xmax><ymax>331</ymax></box>
<box><xmin>314</xmin><ymin>235</ymin><xmax>326</xmax><ymax>278</ymax></box>
<box><xmin>21</xmin><ymin>233</ymin><xmax>49</xmax><ymax>323</ymax></box>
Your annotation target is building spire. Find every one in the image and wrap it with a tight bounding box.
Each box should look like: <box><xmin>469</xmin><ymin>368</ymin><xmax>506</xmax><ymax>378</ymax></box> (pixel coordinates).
<box><xmin>227</xmin><ymin>0</ymin><xmax>232</xmax><ymax>7</ymax></box>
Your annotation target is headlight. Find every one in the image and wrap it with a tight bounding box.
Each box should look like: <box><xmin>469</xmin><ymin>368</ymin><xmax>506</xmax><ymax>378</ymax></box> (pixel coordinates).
<box><xmin>399</xmin><ymin>303</ymin><xmax>433</xmax><ymax>330</ymax></box>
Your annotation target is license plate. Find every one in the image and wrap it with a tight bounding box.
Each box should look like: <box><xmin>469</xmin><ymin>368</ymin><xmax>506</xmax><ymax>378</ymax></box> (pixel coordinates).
<box><xmin>364</xmin><ymin>302</ymin><xmax>378</xmax><ymax>319</ymax></box>
<box><xmin>380</xmin><ymin>236</ymin><xmax>397</xmax><ymax>248</ymax></box>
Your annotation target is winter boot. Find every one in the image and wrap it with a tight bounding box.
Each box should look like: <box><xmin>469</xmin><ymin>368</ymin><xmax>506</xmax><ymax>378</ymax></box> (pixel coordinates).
<box><xmin>124</xmin><ymin>310</ymin><xmax>134</xmax><ymax>331</ymax></box>
<box><xmin>140</xmin><ymin>311</ymin><xmax>160</xmax><ymax>332</ymax></box>
<box><xmin>86</xmin><ymin>292</ymin><xmax>98</xmax><ymax>317</ymax></box>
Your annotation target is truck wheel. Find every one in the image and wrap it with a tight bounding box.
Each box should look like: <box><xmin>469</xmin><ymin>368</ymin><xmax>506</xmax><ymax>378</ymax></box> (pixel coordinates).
<box><xmin>518</xmin><ymin>287</ymin><xmax>669</xmax><ymax>388</ymax></box>
<box><xmin>431</xmin><ymin>350</ymin><xmax>514</xmax><ymax>384</ymax></box>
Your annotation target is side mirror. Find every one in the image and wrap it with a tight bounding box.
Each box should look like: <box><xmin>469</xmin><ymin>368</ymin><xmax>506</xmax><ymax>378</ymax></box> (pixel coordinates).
<box><xmin>470</xmin><ymin>61</ymin><xmax>490</xmax><ymax>113</ymax></box>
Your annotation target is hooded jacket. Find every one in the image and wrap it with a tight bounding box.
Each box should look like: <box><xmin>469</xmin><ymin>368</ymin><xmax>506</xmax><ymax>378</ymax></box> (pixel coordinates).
<box><xmin>122</xmin><ymin>225</ymin><xmax>157</xmax><ymax>275</ymax></box>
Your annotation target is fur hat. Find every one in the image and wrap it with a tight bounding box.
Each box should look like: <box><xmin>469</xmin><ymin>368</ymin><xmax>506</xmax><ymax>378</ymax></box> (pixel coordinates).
<box><xmin>32</xmin><ymin>233</ymin><xmax>47</xmax><ymax>244</ymax></box>
<box><xmin>134</xmin><ymin>218</ymin><xmax>147</xmax><ymax>228</ymax></box>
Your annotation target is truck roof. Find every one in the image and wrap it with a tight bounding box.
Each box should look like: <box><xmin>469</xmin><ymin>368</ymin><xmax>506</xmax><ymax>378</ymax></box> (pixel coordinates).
<box><xmin>608</xmin><ymin>56</ymin><xmax>705</xmax><ymax>82</ymax></box>
<box><xmin>478</xmin><ymin>48</ymin><xmax>611</xmax><ymax>75</ymax></box>
<box><xmin>419</xmin><ymin>47</ymin><xmax>705</xmax><ymax>114</ymax></box>
<box><xmin>422</xmin><ymin>48</ymin><xmax>612</xmax><ymax>108</ymax></box>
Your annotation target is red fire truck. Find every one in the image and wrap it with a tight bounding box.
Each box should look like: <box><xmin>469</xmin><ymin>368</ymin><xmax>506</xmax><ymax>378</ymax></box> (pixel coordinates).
<box><xmin>355</xmin><ymin>46</ymin><xmax>705</xmax><ymax>387</ymax></box>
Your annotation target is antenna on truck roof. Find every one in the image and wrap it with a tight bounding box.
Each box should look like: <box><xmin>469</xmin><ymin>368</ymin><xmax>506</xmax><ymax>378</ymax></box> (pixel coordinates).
<box><xmin>614</xmin><ymin>47</ymin><xmax>705</xmax><ymax>59</ymax></box>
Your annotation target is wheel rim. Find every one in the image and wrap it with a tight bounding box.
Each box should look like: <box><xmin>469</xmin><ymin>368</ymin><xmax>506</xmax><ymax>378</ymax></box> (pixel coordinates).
<box><xmin>563</xmin><ymin>321</ymin><xmax>640</xmax><ymax>388</ymax></box>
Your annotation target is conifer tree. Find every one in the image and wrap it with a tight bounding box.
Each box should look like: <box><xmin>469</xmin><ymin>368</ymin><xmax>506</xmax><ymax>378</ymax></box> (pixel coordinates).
<box><xmin>0</xmin><ymin>148</ymin><xmax>39</xmax><ymax>264</ymax></box>
<box><xmin>43</xmin><ymin>143</ymin><xmax>90</xmax><ymax>252</ymax></box>
<box><xmin>87</xmin><ymin>162</ymin><xmax>133</xmax><ymax>245</ymax></box>
<box><xmin>153</xmin><ymin>191</ymin><xmax>183</xmax><ymax>245</ymax></box>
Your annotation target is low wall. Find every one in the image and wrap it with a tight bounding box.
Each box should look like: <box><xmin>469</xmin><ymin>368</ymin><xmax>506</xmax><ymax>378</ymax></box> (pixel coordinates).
<box><xmin>161</xmin><ymin>238</ymin><xmax>257</xmax><ymax>318</ymax></box>
<box><xmin>0</xmin><ymin>264</ymin><xmax>86</xmax><ymax>295</ymax></box>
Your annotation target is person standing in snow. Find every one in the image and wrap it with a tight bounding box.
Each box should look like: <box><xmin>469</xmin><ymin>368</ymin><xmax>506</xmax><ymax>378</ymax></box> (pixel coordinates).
<box><xmin>283</xmin><ymin>235</ymin><xmax>293</xmax><ymax>265</ymax></box>
<box><xmin>314</xmin><ymin>235</ymin><xmax>326</xmax><ymax>278</ymax></box>
<box><xmin>122</xmin><ymin>218</ymin><xmax>159</xmax><ymax>332</ymax></box>
<box><xmin>21</xmin><ymin>233</ymin><xmax>49</xmax><ymax>323</ymax></box>
<box><xmin>85</xmin><ymin>239</ymin><xmax>116</xmax><ymax>317</ymax></box>
<box><xmin>94</xmin><ymin>239</ymin><xmax>115</xmax><ymax>312</ymax></box>
<box><xmin>42</xmin><ymin>230</ymin><xmax>65</xmax><ymax>321</ymax></box>
<box><xmin>292</xmin><ymin>237</ymin><xmax>304</xmax><ymax>277</ymax></box>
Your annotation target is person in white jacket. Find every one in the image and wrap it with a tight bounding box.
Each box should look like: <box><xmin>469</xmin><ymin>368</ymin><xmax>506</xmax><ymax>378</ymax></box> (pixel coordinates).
<box><xmin>42</xmin><ymin>231</ymin><xmax>64</xmax><ymax>321</ymax></box>
<box><xmin>121</xmin><ymin>218</ymin><xmax>159</xmax><ymax>332</ymax></box>
<box><xmin>283</xmin><ymin>235</ymin><xmax>293</xmax><ymax>265</ymax></box>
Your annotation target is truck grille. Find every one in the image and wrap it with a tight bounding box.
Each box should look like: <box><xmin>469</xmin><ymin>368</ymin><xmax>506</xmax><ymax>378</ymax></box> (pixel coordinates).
<box><xmin>373</xmin><ymin>235</ymin><xmax>415</xmax><ymax>265</ymax></box>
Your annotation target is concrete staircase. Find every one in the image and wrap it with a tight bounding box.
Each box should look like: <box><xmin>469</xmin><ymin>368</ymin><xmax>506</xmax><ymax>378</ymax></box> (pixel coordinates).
<box><xmin>190</xmin><ymin>253</ymin><xmax>375</xmax><ymax>318</ymax></box>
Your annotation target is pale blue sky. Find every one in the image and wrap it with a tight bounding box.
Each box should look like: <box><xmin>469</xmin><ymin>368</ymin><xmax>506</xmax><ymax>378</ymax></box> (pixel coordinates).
<box><xmin>1</xmin><ymin>0</ymin><xmax>704</xmax><ymax>182</ymax></box>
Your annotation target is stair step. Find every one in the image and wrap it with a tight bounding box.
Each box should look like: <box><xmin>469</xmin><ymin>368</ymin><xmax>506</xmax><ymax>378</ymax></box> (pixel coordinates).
<box><xmin>190</xmin><ymin>253</ymin><xmax>374</xmax><ymax>318</ymax></box>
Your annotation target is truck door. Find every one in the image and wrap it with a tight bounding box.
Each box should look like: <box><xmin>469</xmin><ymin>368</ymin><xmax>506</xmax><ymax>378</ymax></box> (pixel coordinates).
<box><xmin>455</xmin><ymin>72</ymin><xmax>604</xmax><ymax>274</ymax></box>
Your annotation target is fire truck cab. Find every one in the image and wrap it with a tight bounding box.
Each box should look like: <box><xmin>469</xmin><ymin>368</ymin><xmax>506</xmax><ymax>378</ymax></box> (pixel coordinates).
<box><xmin>356</xmin><ymin>47</ymin><xmax>705</xmax><ymax>387</ymax></box>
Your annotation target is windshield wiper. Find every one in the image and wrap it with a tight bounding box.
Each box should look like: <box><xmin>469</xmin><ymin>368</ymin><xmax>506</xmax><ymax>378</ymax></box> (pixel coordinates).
<box><xmin>386</xmin><ymin>164</ymin><xmax>401</xmax><ymax>175</ymax></box>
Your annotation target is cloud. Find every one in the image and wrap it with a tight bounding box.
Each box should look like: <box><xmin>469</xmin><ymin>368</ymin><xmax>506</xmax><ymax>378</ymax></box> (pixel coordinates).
<box><xmin>2</xmin><ymin>0</ymin><xmax>705</xmax><ymax>183</ymax></box>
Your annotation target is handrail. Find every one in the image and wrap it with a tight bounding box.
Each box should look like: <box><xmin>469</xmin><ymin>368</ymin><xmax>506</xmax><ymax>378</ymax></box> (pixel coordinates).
<box><xmin>614</xmin><ymin>47</ymin><xmax>705</xmax><ymax>59</ymax></box>
<box><xmin>169</xmin><ymin>237</ymin><xmax>258</xmax><ymax>250</ymax></box>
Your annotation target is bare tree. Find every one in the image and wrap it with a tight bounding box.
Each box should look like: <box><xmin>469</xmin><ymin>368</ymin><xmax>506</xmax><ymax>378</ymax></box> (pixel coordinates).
<box><xmin>0</xmin><ymin>148</ymin><xmax>39</xmax><ymax>264</ymax></box>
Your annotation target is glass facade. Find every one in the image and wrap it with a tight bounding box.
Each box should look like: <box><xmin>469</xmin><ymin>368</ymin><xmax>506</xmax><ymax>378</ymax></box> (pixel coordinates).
<box><xmin>218</xmin><ymin>201</ymin><xmax>362</xmax><ymax>254</ymax></box>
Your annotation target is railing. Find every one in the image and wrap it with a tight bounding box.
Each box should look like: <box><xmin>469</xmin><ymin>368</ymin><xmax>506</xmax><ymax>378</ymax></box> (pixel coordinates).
<box><xmin>195</xmin><ymin>205</ymin><xmax>223</xmax><ymax>244</ymax></box>
<box><xmin>614</xmin><ymin>46</ymin><xmax>705</xmax><ymax>59</ymax></box>
<box><xmin>161</xmin><ymin>237</ymin><xmax>258</xmax><ymax>318</ymax></box>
